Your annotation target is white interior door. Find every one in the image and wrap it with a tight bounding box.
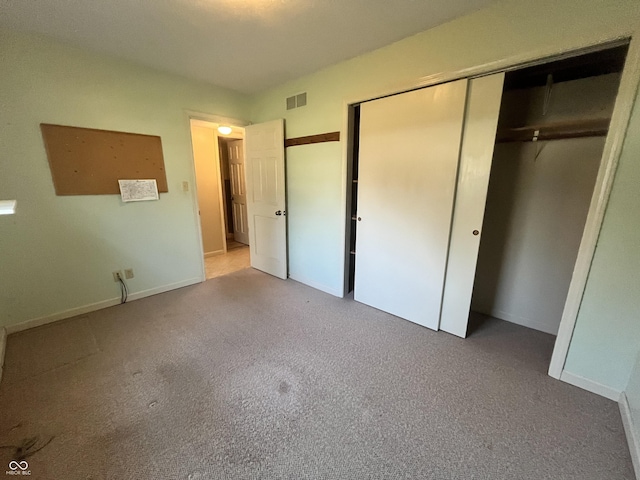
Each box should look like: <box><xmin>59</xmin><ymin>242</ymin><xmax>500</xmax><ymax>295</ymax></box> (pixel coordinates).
<box><xmin>244</xmin><ymin>119</ymin><xmax>287</xmax><ymax>279</ymax></box>
<box><xmin>227</xmin><ymin>139</ymin><xmax>249</xmax><ymax>245</ymax></box>
<box><xmin>439</xmin><ymin>73</ymin><xmax>505</xmax><ymax>338</ymax></box>
<box><xmin>354</xmin><ymin>80</ymin><xmax>468</xmax><ymax>330</ymax></box>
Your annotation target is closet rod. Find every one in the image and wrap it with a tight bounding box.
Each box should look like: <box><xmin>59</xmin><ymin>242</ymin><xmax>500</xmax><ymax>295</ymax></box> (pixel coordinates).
<box><xmin>496</xmin><ymin>118</ymin><xmax>610</xmax><ymax>143</ymax></box>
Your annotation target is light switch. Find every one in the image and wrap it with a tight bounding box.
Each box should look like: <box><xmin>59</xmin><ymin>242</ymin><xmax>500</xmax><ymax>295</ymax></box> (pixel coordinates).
<box><xmin>0</xmin><ymin>200</ymin><xmax>17</xmax><ymax>215</ymax></box>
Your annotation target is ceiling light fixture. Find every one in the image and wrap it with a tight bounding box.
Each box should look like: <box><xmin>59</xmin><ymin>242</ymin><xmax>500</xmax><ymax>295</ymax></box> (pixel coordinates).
<box><xmin>218</xmin><ymin>126</ymin><xmax>232</xmax><ymax>135</ymax></box>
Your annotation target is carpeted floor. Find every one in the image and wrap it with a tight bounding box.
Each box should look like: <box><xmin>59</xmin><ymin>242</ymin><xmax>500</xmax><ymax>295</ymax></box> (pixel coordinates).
<box><xmin>0</xmin><ymin>269</ymin><xmax>634</xmax><ymax>479</ymax></box>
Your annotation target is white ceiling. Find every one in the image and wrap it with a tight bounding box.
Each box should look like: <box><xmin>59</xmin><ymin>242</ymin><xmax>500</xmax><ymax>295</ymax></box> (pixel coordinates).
<box><xmin>0</xmin><ymin>0</ymin><xmax>494</xmax><ymax>94</ymax></box>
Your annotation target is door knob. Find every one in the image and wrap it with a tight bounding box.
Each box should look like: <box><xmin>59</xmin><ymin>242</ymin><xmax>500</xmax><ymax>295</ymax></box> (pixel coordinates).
<box><xmin>275</xmin><ymin>210</ymin><xmax>282</xmax><ymax>216</ymax></box>
<box><xmin>473</xmin><ymin>230</ymin><xmax>479</xmax><ymax>236</ymax></box>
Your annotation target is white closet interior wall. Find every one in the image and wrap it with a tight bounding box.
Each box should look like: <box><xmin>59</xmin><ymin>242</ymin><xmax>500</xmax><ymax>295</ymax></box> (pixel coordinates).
<box><xmin>471</xmin><ymin>73</ymin><xmax>621</xmax><ymax>335</ymax></box>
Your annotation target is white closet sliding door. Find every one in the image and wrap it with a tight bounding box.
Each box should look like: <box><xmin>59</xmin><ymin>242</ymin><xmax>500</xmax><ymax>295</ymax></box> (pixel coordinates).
<box><xmin>354</xmin><ymin>79</ymin><xmax>468</xmax><ymax>330</ymax></box>
<box><xmin>440</xmin><ymin>73</ymin><xmax>505</xmax><ymax>337</ymax></box>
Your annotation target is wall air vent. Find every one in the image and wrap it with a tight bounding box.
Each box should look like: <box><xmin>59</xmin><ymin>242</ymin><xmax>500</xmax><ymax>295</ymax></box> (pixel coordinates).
<box><xmin>286</xmin><ymin>92</ymin><xmax>307</xmax><ymax>110</ymax></box>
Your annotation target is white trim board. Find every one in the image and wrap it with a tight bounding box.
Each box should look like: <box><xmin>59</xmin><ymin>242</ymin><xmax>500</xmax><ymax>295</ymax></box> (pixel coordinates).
<box><xmin>4</xmin><ymin>277</ymin><xmax>202</xmax><ymax>334</ymax></box>
<box><xmin>124</xmin><ymin>277</ymin><xmax>202</xmax><ymax>302</ymax></box>
<box><xmin>288</xmin><ymin>274</ymin><xmax>343</xmax><ymax>298</ymax></box>
<box><xmin>620</xmin><ymin>392</ymin><xmax>640</xmax><ymax>480</ymax></box>
<box><xmin>342</xmin><ymin>38</ymin><xmax>630</xmax><ymax>109</ymax></box>
<box><xmin>560</xmin><ymin>370</ymin><xmax>621</xmax><ymax>401</ymax></box>
<box><xmin>183</xmin><ymin>111</ymin><xmax>249</xmax><ymax>128</ymax></box>
<box><xmin>0</xmin><ymin>327</ymin><xmax>6</xmax><ymax>385</ymax></box>
<box><xmin>548</xmin><ymin>36</ymin><xmax>640</xmax><ymax>379</ymax></box>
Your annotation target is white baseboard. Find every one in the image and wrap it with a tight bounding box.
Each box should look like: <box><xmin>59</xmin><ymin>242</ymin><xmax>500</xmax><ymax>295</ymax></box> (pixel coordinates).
<box><xmin>0</xmin><ymin>327</ymin><xmax>6</xmax><ymax>385</ymax></box>
<box><xmin>560</xmin><ymin>370</ymin><xmax>622</xmax><ymax>401</ymax></box>
<box><xmin>204</xmin><ymin>250</ymin><xmax>224</xmax><ymax>258</ymax></box>
<box><xmin>126</xmin><ymin>277</ymin><xmax>201</xmax><ymax>302</ymax></box>
<box><xmin>620</xmin><ymin>392</ymin><xmax>640</xmax><ymax>480</ymax></box>
<box><xmin>4</xmin><ymin>277</ymin><xmax>202</xmax><ymax>335</ymax></box>
<box><xmin>288</xmin><ymin>274</ymin><xmax>343</xmax><ymax>298</ymax></box>
<box><xmin>6</xmin><ymin>297</ymin><xmax>121</xmax><ymax>334</ymax></box>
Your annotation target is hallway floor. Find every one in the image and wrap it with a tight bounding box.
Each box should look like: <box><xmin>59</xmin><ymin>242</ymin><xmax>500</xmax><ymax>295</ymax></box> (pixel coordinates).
<box><xmin>204</xmin><ymin>243</ymin><xmax>250</xmax><ymax>279</ymax></box>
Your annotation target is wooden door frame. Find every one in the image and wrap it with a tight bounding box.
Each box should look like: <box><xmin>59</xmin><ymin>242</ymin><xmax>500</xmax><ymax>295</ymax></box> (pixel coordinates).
<box><xmin>340</xmin><ymin>34</ymin><xmax>640</xmax><ymax>388</ymax></box>
<box><xmin>184</xmin><ymin>111</ymin><xmax>249</xmax><ymax>282</ymax></box>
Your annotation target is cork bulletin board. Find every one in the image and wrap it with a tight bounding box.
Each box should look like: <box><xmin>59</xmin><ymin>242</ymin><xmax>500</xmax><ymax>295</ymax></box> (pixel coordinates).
<box><xmin>40</xmin><ymin>123</ymin><xmax>168</xmax><ymax>195</ymax></box>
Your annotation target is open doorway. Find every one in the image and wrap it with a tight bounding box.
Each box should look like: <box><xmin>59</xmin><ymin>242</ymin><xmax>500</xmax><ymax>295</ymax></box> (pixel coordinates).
<box><xmin>218</xmin><ymin>135</ymin><xmax>249</xmax><ymax>247</ymax></box>
<box><xmin>189</xmin><ymin>118</ymin><xmax>250</xmax><ymax>280</ymax></box>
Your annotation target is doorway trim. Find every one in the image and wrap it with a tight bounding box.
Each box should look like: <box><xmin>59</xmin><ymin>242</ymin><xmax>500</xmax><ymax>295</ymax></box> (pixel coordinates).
<box><xmin>185</xmin><ymin>111</ymin><xmax>249</xmax><ymax>282</ymax></box>
<box><xmin>340</xmin><ymin>34</ymin><xmax>640</xmax><ymax>387</ymax></box>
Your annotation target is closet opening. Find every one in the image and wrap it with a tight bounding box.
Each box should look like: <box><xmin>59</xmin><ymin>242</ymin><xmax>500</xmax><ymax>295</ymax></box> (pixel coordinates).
<box><xmin>344</xmin><ymin>105</ymin><xmax>360</xmax><ymax>295</ymax></box>
<box><xmin>343</xmin><ymin>40</ymin><xmax>632</xmax><ymax>378</ymax></box>
<box><xmin>468</xmin><ymin>44</ymin><xmax>628</xmax><ymax>343</ymax></box>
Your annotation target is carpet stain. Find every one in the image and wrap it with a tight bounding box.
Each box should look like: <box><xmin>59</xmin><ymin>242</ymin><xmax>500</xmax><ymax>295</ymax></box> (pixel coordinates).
<box><xmin>214</xmin><ymin>360</ymin><xmax>314</xmax><ymax>470</ymax></box>
<box><xmin>157</xmin><ymin>360</ymin><xmax>202</xmax><ymax>393</ymax></box>
<box><xmin>81</xmin><ymin>421</ymin><xmax>152</xmax><ymax>478</ymax></box>
<box><xmin>278</xmin><ymin>381</ymin><xmax>290</xmax><ymax>394</ymax></box>
<box><xmin>0</xmin><ymin>434</ymin><xmax>55</xmax><ymax>461</ymax></box>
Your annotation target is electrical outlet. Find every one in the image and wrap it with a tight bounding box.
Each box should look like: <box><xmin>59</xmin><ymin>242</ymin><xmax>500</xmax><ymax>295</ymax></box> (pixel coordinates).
<box><xmin>124</xmin><ymin>268</ymin><xmax>134</xmax><ymax>279</ymax></box>
<box><xmin>112</xmin><ymin>271</ymin><xmax>122</xmax><ymax>282</ymax></box>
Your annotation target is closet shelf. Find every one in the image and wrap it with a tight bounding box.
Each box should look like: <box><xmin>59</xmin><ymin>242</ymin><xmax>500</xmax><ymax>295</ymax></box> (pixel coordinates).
<box><xmin>496</xmin><ymin>118</ymin><xmax>610</xmax><ymax>143</ymax></box>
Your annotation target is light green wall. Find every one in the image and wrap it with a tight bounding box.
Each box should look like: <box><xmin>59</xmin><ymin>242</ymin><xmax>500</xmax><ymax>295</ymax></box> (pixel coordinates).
<box><xmin>0</xmin><ymin>29</ymin><xmax>250</xmax><ymax>327</ymax></box>
<box><xmin>251</xmin><ymin>0</ymin><xmax>640</xmax><ymax>392</ymax></box>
